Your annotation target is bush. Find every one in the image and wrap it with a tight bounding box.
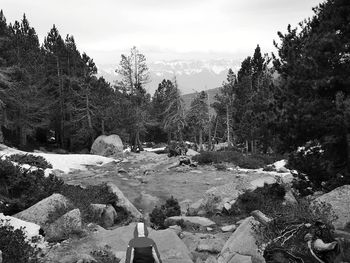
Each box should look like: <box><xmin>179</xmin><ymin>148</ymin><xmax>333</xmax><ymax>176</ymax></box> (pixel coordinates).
<box><xmin>229</xmin><ymin>183</ymin><xmax>286</xmax><ymax>217</ymax></box>
<box><xmin>192</xmin><ymin>151</ymin><xmax>281</xmax><ymax>169</ymax></box>
<box><xmin>149</xmin><ymin>196</ymin><xmax>181</xmax><ymax>229</ymax></box>
<box><xmin>253</xmin><ymin>200</ymin><xmax>340</xmax><ymax>263</ymax></box>
<box><xmin>7</xmin><ymin>154</ymin><xmax>52</xmax><ymax>169</ymax></box>
<box><xmin>58</xmin><ymin>184</ymin><xmax>122</xmax><ymax>223</ymax></box>
<box><xmin>0</xmin><ymin>159</ymin><xmax>64</xmax><ymax>215</ymax></box>
<box><xmin>0</xmin><ymin>220</ymin><xmax>39</xmax><ymax>263</ymax></box>
<box><xmin>91</xmin><ymin>245</ymin><xmax>120</xmax><ymax>263</ymax></box>
<box><xmin>288</xmin><ymin>140</ymin><xmax>350</xmax><ymax>196</ymax></box>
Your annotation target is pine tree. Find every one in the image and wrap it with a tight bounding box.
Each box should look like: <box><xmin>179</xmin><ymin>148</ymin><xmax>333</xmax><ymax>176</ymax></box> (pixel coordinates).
<box><xmin>274</xmin><ymin>0</ymin><xmax>350</xmax><ymax>180</ymax></box>
<box><xmin>187</xmin><ymin>91</ymin><xmax>209</xmax><ymax>150</ymax></box>
<box><xmin>115</xmin><ymin>47</ymin><xmax>151</xmax><ymax>151</ymax></box>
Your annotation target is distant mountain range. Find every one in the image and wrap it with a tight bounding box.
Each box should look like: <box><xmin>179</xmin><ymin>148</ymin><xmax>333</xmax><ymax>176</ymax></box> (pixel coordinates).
<box><xmin>97</xmin><ymin>59</ymin><xmax>240</xmax><ymax>95</ymax></box>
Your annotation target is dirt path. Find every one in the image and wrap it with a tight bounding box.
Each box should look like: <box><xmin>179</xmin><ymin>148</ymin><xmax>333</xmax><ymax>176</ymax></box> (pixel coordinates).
<box><xmin>61</xmin><ymin>152</ymin><xmax>277</xmax><ymax>214</ymax></box>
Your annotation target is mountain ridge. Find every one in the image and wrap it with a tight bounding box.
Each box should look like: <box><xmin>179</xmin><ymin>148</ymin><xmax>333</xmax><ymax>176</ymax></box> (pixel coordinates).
<box><xmin>97</xmin><ymin>59</ymin><xmax>239</xmax><ymax>95</ymax></box>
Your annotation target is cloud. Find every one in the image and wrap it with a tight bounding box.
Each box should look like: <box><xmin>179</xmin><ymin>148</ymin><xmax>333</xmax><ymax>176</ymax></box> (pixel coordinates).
<box><xmin>1</xmin><ymin>0</ymin><xmax>324</xmax><ymax>65</ymax></box>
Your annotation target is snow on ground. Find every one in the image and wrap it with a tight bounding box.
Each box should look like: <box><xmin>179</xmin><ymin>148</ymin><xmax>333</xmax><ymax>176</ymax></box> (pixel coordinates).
<box><xmin>144</xmin><ymin>147</ymin><xmax>166</xmax><ymax>152</ymax></box>
<box><xmin>0</xmin><ymin>144</ymin><xmax>115</xmax><ymax>174</ymax></box>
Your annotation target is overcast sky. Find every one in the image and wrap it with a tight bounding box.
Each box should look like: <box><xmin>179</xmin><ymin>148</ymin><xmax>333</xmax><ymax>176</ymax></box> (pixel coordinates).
<box><xmin>2</xmin><ymin>0</ymin><xmax>323</xmax><ymax>66</ymax></box>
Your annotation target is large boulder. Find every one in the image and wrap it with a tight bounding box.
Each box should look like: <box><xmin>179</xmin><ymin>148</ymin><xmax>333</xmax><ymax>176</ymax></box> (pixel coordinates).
<box><xmin>106</xmin><ymin>182</ymin><xmax>142</xmax><ymax>219</ymax></box>
<box><xmin>217</xmin><ymin>217</ymin><xmax>265</xmax><ymax>263</ymax></box>
<box><xmin>91</xmin><ymin>134</ymin><xmax>123</xmax><ymax>157</ymax></box>
<box><xmin>14</xmin><ymin>193</ymin><xmax>73</xmax><ymax>228</ymax></box>
<box><xmin>44</xmin><ymin>223</ymin><xmax>193</xmax><ymax>263</ymax></box>
<box><xmin>45</xmin><ymin>209</ymin><xmax>83</xmax><ymax>242</ymax></box>
<box><xmin>0</xmin><ymin>213</ymin><xmax>41</xmax><ymax>239</ymax></box>
<box><xmin>313</xmin><ymin>185</ymin><xmax>350</xmax><ymax>230</ymax></box>
<box><xmin>89</xmin><ymin>204</ymin><xmax>118</xmax><ymax>228</ymax></box>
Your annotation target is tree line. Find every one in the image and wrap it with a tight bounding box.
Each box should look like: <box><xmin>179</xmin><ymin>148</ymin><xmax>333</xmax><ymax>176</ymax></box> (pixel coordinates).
<box><xmin>0</xmin><ymin>0</ymin><xmax>349</xmax><ymax>183</ymax></box>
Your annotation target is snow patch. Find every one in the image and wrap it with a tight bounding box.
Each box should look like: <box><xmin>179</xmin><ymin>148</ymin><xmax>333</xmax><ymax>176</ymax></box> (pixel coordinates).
<box><xmin>0</xmin><ymin>144</ymin><xmax>115</xmax><ymax>175</ymax></box>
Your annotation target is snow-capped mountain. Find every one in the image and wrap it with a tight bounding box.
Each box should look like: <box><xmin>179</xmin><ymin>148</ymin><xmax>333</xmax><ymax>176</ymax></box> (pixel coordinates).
<box><xmin>98</xmin><ymin>59</ymin><xmax>240</xmax><ymax>95</ymax></box>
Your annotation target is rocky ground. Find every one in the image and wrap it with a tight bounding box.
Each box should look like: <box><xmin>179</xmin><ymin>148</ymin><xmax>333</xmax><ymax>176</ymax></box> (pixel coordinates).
<box><xmin>60</xmin><ymin>151</ymin><xmax>288</xmax><ymax>218</ymax></box>
<box><xmin>8</xmin><ymin>149</ymin><xmax>348</xmax><ymax>263</ymax></box>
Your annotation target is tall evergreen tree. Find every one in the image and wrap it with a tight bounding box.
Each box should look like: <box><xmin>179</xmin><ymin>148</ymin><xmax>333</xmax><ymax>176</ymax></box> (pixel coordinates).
<box><xmin>274</xmin><ymin>0</ymin><xmax>350</xmax><ymax>180</ymax></box>
<box><xmin>115</xmin><ymin>46</ymin><xmax>151</xmax><ymax>151</ymax></box>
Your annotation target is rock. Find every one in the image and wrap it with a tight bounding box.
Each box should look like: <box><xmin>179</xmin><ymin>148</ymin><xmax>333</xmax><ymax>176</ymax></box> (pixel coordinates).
<box><xmin>106</xmin><ymin>182</ymin><xmax>142</xmax><ymax>219</ymax></box>
<box><xmin>181</xmin><ymin>231</ymin><xmax>201</xmax><ymax>253</ymax></box>
<box><xmin>165</xmin><ymin>216</ymin><xmax>216</xmax><ymax>227</ymax></box>
<box><xmin>134</xmin><ymin>192</ymin><xmax>160</xmax><ymax>215</ymax></box>
<box><xmin>277</xmin><ymin>166</ymin><xmax>289</xmax><ymax>173</ymax></box>
<box><xmin>168</xmin><ymin>225</ymin><xmax>182</xmax><ymax>236</ymax></box>
<box><xmin>187</xmin><ymin>199</ymin><xmax>203</xmax><ymax>215</ymax></box>
<box><xmin>180</xmin><ymin>199</ymin><xmax>193</xmax><ymax>215</ymax></box>
<box><xmin>205</xmin><ymin>255</ymin><xmax>218</xmax><ymax>263</ymax></box>
<box><xmin>221</xmin><ymin>225</ymin><xmax>236</xmax><ymax>232</ymax></box>
<box><xmin>248</xmin><ymin>176</ymin><xmax>276</xmax><ymax>190</ymax></box>
<box><xmin>204</xmin><ymin>184</ymin><xmax>244</xmax><ymax>213</ymax></box>
<box><xmin>89</xmin><ymin>204</ymin><xmax>118</xmax><ymax>228</ymax></box>
<box><xmin>228</xmin><ymin>254</ymin><xmax>252</xmax><ymax>263</ymax></box>
<box><xmin>196</xmin><ymin>257</ymin><xmax>204</xmax><ymax>263</ymax></box>
<box><xmin>14</xmin><ymin>193</ymin><xmax>73</xmax><ymax>228</ymax></box>
<box><xmin>175</xmin><ymin>166</ymin><xmax>192</xmax><ymax>173</ymax></box>
<box><xmin>197</xmin><ymin>237</ymin><xmax>226</xmax><ymax>253</ymax></box>
<box><xmin>186</xmin><ymin>149</ymin><xmax>200</xmax><ymax>156</ymax></box>
<box><xmin>0</xmin><ymin>213</ymin><xmax>41</xmax><ymax>239</ymax></box>
<box><xmin>51</xmin><ymin>169</ymin><xmax>65</xmax><ymax>177</ymax></box>
<box><xmin>91</xmin><ymin>134</ymin><xmax>123</xmax><ymax>157</ymax></box>
<box><xmin>217</xmin><ymin>217</ymin><xmax>265</xmax><ymax>263</ymax></box>
<box><xmin>283</xmin><ymin>187</ymin><xmax>298</xmax><ymax>205</ymax></box>
<box><xmin>45</xmin><ymin>223</ymin><xmax>193</xmax><ymax>263</ymax></box>
<box><xmin>59</xmin><ymin>253</ymin><xmax>97</xmax><ymax>263</ymax></box>
<box><xmin>313</xmin><ymin>185</ymin><xmax>350</xmax><ymax>230</ymax></box>
<box><xmin>45</xmin><ymin>209</ymin><xmax>83</xmax><ymax>242</ymax></box>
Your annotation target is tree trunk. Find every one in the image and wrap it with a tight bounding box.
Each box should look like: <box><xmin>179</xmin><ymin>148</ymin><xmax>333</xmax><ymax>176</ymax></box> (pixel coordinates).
<box><xmin>251</xmin><ymin>140</ymin><xmax>254</xmax><ymax>154</ymax></box>
<box><xmin>101</xmin><ymin>119</ymin><xmax>105</xmax><ymax>135</ymax></box>
<box><xmin>56</xmin><ymin>56</ymin><xmax>64</xmax><ymax>148</ymax></box>
<box><xmin>347</xmin><ymin>132</ymin><xmax>350</xmax><ymax>173</ymax></box>
<box><xmin>135</xmin><ymin>130</ymin><xmax>143</xmax><ymax>151</ymax></box>
<box><xmin>178</xmin><ymin>125</ymin><xmax>183</xmax><ymax>143</ymax></box>
<box><xmin>213</xmin><ymin>116</ymin><xmax>218</xmax><ymax>143</ymax></box>
<box><xmin>246</xmin><ymin>140</ymin><xmax>249</xmax><ymax>153</ymax></box>
<box><xmin>167</xmin><ymin>131</ymin><xmax>171</xmax><ymax>144</ymax></box>
<box><xmin>199</xmin><ymin>129</ymin><xmax>203</xmax><ymax>151</ymax></box>
<box><xmin>208</xmin><ymin>119</ymin><xmax>212</xmax><ymax>151</ymax></box>
<box><xmin>226</xmin><ymin>105</ymin><xmax>230</xmax><ymax>145</ymax></box>
<box><xmin>19</xmin><ymin>127</ymin><xmax>27</xmax><ymax>146</ymax></box>
<box><xmin>0</xmin><ymin>126</ymin><xmax>3</xmax><ymax>143</ymax></box>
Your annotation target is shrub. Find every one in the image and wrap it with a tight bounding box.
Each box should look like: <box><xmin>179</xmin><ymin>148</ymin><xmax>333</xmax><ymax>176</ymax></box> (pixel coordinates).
<box><xmin>192</xmin><ymin>151</ymin><xmax>281</xmax><ymax>169</ymax></box>
<box><xmin>229</xmin><ymin>183</ymin><xmax>286</xmax><ymax>217</ymax></box>
<box><xmin>288</xmin><ymin>140</ymin><xmax>350</xmax><ymax>195</ymax></box>
<box><xmin>149</xmin><ymin>206</ymin><xmax>166</xmax><ymax>229</ymax></box>
<box><xmin>0</xmin><ymin>159</ymin><xmax>64</xmax><ymax>215</ymax></box>
<box><xmin>91</xmin><ymin>245</ymin><xmax>120</xmax><ymax>263</ymax></box>
<box><xmin>0</xmin><ymin>220</ymin><xmax>39</xmax><ymax>263</ymax></box>
<box><xmin>149</xmin><ymin>196</ymin><xmax>181</xmax><ymax>229</ymax></box>
<box><xmin>7</xmin><ymin>154</ymin><xmax>52</xmax><ymax>169</ymax></box>
<box><xmin>253</xmin><ymin>200</ymin><xmax>340</xmax><ymax>262</ymax></box>
<box><xmin>58</xmin><ymin>184</ymin><xmax>121</xmax><ymax>223</ymax></box>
